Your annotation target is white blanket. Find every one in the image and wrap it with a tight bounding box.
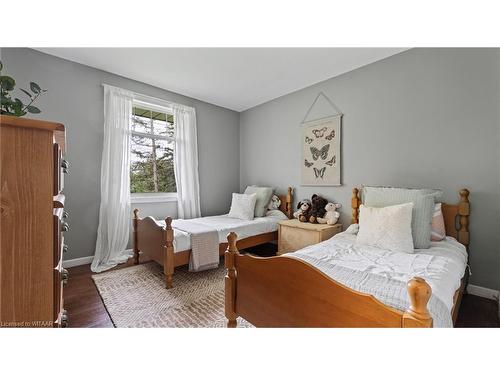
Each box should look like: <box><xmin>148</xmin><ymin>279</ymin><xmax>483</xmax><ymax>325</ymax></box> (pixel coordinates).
<box><xmin>156</xmin><ymin>211</ymin><xmax>287</xmax><ymax>253</ymax></box>
<box><xmin>286</xmin><ymin>232</ymin><xmax>468</xmax><ymax>327</ymax></box>
<box><xmin>171</xmin><ymin>220</ymin><xmax>219</xmax><ymax>272</ymax></box>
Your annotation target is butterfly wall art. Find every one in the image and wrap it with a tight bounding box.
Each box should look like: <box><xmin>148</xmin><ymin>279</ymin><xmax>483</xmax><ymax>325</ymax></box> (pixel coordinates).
<box><xmin>300</xmin><ymin>115</ymin><xmax>341</xmax><ymax>186</ymax></box>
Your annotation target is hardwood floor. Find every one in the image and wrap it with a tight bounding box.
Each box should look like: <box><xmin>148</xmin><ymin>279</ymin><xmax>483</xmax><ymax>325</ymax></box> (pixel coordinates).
<box><xmin>64</xmin><ymin>264</ymin><xmax>114</xmax><ymax>328</ymax></box>
<box><xmin>64</xmin><ymin>245</ymin><xmax>499</xmax><ymax>328</ymax></box>
<box><xmin>455</xmin><ymin>294</ymin><xmax>500</xmax><ymax>328</ymax></box>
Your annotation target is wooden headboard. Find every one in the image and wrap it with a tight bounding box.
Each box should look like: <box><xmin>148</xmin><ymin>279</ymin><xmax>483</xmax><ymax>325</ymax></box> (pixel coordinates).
<box><xmin>351</xmin><ymin>187</ymin><xmax>470</xmax><ymax>249</ymax></box>
<box><xmin>278</xmin><ymin>187</ymin><xmax>294</xmax><ymax>219</ymax></box>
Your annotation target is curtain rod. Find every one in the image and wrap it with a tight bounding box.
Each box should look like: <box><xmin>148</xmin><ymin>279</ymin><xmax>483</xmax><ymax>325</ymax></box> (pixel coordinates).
<box><xmin>101</xmin><ymin>83</ymin><xmax>195</xmax><ymax>112</ymax></box>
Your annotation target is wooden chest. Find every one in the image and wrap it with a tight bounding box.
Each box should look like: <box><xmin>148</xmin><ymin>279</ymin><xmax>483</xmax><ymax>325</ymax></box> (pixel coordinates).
<box><xmin>278</xmin><ymin>219</ymin><xmax>342</xmax><ymax>255</ymax></box>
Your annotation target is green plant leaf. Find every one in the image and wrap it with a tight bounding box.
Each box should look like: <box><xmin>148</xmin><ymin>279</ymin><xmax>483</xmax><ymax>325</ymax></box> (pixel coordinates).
<box><xmin>26</xmin><ymin>105</ymin><xmax>41</xmax><ymax>114</ymax></box>
<box><xmin>0</xmin><ymin>75</ymin><xmax>16</xmax><ymax>91</ymax></box>
<box><xmin>20</xmin><ymin>88</ymin><xmax>32</xmax><ymax>98</ymax></box>
<box><xmin>1</xmin><ymin>94</ymin><xmax>13</xmax><ymax>105</ymax></box>
<box><xmin>30</xmin><ymin>82</ymin><xmax>41</xmax><ymax>94</ymax></box>
<box><xmin>13</xmin><ymin>101</ymin><xmax>23</xmax><ymax>116</ymax></box>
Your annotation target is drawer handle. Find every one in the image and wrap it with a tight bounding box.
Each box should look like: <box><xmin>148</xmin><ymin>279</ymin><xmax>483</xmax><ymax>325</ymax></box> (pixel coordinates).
<box><xmin>61</xmin><ymin>310</ymin><xmax>68</xmax><ymax>328</ymax></box>
<box><xmin>62</xmin><ymin>268</ymin><xmax>69</xmax><ymax>285</ymax></box>
<box><xmin>62</xmin><ymin>222</ymin><xmax>70</xmax><ymax>232</ymax></box>
<box><xmin>63</xmin><ymin>211</ymin><xmax>69</xmax><ymax>219</ymax></box>
<box><xmin>63</xmin><ymin>244</ymin><xmax>69</xmax><ymax>253</ymax></box>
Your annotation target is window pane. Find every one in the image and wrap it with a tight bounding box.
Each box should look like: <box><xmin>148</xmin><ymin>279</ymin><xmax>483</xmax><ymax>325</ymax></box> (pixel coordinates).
<box><xmin>132</xmin><ymin>106</ymin><xmax>173</xmax><ymax>138</ymax></box>
<box><xmin>130</xmin><ymin>134</ymin><xmax>176</xmax><ymax>193</ymax></box>
<box><xmin>132</xmin><ymin>111</ymin><xmax>151</xmax><ymax>134</ymax></box>
<box><xmin>166</xmin><ymin>117</ymin><xmax>174</xmax><ymax>138</ymax></box>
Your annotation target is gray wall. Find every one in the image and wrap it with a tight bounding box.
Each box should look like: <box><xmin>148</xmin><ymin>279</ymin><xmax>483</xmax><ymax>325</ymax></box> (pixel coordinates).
<box><xmin>0</xmin><ymin>48</ymin><xmax>240</xmax><ymax>261</ymax></box>
<box><xmin>240</xmin><ymin>48</ymin><xmax>500</xmax><ymax>290</ymax></box>
<box><xmin>2</xmin><ymin>48</ymin><xmax>499</xmax><ymax>290</ymax></box>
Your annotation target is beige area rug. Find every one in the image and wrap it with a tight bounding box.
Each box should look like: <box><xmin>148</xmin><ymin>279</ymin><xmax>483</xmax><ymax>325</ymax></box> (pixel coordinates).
<box><xmin>92</xmin><ymin>262</ymin><xmax>251</xmax><ymax>328</ymax></box>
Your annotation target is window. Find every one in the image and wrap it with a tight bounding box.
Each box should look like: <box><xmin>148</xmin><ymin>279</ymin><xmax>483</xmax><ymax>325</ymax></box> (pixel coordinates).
<box><xmin>130</xmin><ymin>103</ymin><xmax>177</xmax><ymax>201</ymax></box>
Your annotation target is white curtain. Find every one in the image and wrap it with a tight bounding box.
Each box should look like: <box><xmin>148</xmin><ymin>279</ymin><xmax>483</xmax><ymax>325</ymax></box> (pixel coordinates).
<box><xmin>173</xmin><ymin>104</ymin><xmax>201</xmax><ymax>219</ymax></box>
<box><xmin>91</xmin><ymin>86</ymin><xmax>133</xmax><ymax>272</ymax></box>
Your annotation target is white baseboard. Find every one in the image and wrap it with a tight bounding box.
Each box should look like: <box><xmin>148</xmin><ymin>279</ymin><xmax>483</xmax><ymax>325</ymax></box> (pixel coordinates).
<box><xmin>467</xmin><ymin>284</ymin><xmax>500</xmax><ymax>301</ymax></box>
<box><xmin>63</xmin><ymin>256</ymin><xmax>94</xmax><ymax>268</ymax></box>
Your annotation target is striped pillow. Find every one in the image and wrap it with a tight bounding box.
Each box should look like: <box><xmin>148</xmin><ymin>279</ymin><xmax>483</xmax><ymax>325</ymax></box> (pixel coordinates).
<box><xmin>362</xmin><ymin>186</ymin><xmax>442</xmax><ymax>249</ymax></box>
<box><xmin>431</xmin><ymin>203</ymin><xmax>446</xmax><ymax>241</ymax></box>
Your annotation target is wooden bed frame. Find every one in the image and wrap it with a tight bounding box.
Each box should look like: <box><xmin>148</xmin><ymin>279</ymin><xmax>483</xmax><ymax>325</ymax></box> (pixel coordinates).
<box><xmin>133</xmin><ymin>187</ymin><xmax>294</xmax><ymax>288</ymax></box>
<box><xmin>224</xmin><ymin>188</ymin><xmax>470</xmax><ymax>328</ymax></box>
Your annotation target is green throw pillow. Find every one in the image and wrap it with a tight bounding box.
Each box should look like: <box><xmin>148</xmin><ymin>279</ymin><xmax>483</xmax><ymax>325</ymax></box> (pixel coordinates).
<box><xmin>243</xmin><ymin>186</ymin><xmax>274</xmax><ymax>218</ymax></box>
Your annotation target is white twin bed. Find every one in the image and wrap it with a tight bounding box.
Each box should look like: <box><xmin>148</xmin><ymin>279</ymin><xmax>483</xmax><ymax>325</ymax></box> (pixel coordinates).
<box><xmin>133</xmin><ymin>187</ymin><xmax>294</xmax><ymax>288</ymax></box>
<box><xmin>155</xmin><ymin>210</ymin><xmax>288</xmax><ymax>253</ymax></box>
<box><xmin>224</xmin><ymin>187</ymin><xmax>471</xmax><ymax>328</ymax></box>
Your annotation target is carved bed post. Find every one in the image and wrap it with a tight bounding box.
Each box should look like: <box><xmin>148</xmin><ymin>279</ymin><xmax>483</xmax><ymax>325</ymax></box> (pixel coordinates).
<box><xmin>351</xmin><ymin>188</ymin><xmax>360</xmax><ymax>224</ymax></box>
<box><xmin>458</xmin><ymin>189</ymin><xmax>470</xmax><ymax>249</ymax></box>
<box><xmin>225</xmin><ymin>232</ymin><xmax>239</xmax><ymax>328</ymax></box>
<box><xmin>133</xmin><ymin>209</ymin><xmax>140</xmax><ymax>265</ymax></box>
<box><xmin>402</xmin><ymin>277</ymin><xmax>433</xmax><ymax>328</ymax></box>
<box><xmin>164</xmin><ymin>217</ymin><xmax>174</xmax><ymax>289</ymax></box>
<box><xmin>286</xmin><ymin>187</ymin><xmax>294</xmax><ymax>219</ymax></box>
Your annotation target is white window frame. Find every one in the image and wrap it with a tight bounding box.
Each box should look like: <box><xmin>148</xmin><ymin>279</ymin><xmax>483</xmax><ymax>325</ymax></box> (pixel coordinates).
<box><xmin>130</xmin><ymin>99</ymin><xmax>177</xmax><ymax>204</ymax></box>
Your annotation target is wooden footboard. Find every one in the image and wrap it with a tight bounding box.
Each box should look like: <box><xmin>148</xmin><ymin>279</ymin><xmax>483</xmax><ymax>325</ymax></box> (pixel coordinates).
<box><xmin>133</xmin><ymin>210</ymin><xmax>174</xmax><ymax>288</ymax></box>
<box><xmin>225</xmin><ymin>232</ymin><xmax>433</xmax><ymax>328</ymax></box>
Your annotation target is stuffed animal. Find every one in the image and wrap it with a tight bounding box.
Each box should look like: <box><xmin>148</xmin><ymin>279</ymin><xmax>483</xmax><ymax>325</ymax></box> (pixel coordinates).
<box><xmin>267</xmin><ymin>194</ymin><xmax>281</xmax><ymax>210</ymax></box>
<box><xmin>293</xmin><ymin>199</ymin><xmax>311</xmax><ymax>222</ymax></box>
<box><xmin>309</xmin><ymin>194</ymin><xmax>328</xmax><ymax>223</ymax></box>
<box><xmin>317</xmin><ymin>202</ymin><xmax>342</xmax><ymax>225</ymax></box>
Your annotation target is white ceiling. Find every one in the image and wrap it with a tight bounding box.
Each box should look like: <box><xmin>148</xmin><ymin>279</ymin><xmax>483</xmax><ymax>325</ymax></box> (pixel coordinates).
<box><xmin>36</xmin><ymin>48</ymin><xmax>407</xmax><ymax>112</ymax></box>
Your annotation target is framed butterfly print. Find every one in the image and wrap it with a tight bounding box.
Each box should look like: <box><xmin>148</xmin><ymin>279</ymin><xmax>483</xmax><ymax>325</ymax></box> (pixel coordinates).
<box><xmin>301</xmin><ymin>115</ymin><xmax>341</xmax><ymax>186</ymax></box>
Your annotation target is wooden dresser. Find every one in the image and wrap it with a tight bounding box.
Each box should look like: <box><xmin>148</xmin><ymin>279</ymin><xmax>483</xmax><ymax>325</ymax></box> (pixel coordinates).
<box><xmin>0</xmin><ymin>115</ymin><xmax>69</xmax><ymax>328</ymax></box>
<box><xmin>278</xmin><ymin>219</ymin><xmax>342</xmax><ymax>255</ymax></box>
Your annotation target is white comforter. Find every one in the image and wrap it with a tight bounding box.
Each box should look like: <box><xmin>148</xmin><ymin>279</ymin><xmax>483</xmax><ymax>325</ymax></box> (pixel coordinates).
<box><xmin>156</xmin><ymin>211</ymin><xmax>286</xmax><ymax>253</ymax></box>
<box><xmin>287</xmin><ymin>231</ymin><xmax>468</xmax><ymax>315</ymax></box>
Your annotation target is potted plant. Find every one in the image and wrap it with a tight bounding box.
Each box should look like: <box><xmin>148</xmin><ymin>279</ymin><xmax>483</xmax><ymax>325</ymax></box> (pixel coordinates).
<box><xmin>0</xmin><ymin>60</ymin><xmax>47</xmax><ymax>117</ymax></box>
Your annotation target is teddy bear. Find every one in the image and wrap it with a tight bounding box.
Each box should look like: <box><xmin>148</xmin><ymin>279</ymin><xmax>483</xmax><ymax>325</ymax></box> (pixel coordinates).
<box><xmin>316</xmin><ymin>202</ymin><xmax>342</xmax><ymax>225</ymax></box>
<box><xmin>293</xmin><ymin>199</ymin><xmax>311</xmax><ymax>222</ymax></box>
<box><xmin>308</xmin><ymin>194</ymin><xmax>328</xmax><ymax>223</ymax></box>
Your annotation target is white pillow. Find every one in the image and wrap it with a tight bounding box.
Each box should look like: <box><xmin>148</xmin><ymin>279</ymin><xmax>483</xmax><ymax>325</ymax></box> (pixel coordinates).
<box><xmin>228</xmin><ymin>193</ymin><xmax>257</xmax><ymax>220</ymax></box>
<box><xmin>356</xmin><ymin>203</ymin><xmax>415</xmax><ymax>254</ymax></box>
<box><xmin>344</xmin><ymin>223</ymin><xmax>359</xmax><ymax>235</ymax></box>
<box><xmin>265</xmin><ymin>209</ymin><xmax>288</xmax><ymax>220</ymax></box>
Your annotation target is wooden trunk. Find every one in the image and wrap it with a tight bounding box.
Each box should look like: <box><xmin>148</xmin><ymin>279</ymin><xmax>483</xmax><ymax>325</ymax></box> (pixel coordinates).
<box><xmin>278</xmin><ymin>220</ymin><xmax>342</xmax><ymax>255</ymax></box>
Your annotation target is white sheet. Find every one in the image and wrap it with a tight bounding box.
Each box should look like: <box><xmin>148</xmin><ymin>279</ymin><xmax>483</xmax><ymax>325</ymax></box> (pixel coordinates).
<box><xmin>288</xmin><ymin>232</ymin><xmax>468</xmax><ymax>312</ymax></box>
<box><xmin>156</xmin><ymin>213</ymin><xmax>284</xmax><ymax>253</ymax></box>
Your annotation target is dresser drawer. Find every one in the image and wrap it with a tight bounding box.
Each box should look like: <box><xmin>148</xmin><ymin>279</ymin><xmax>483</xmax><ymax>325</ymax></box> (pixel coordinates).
<box><xmin>53</xmin><ymin>265</ymin><xmax>68</xmax><ymax>326</ymax></box>
<box><xmin>53</xmin><ymin>208</ymin><xmax>69</xmax><ymax>267</ymax></box>
<box><xmin>53</xmin><ymin>143</ymin><xmax>68</xmax><ymax>195</ymax></box>
<box><xmin>53</xmin><ymin>143</ymin><xmax>62</xmax><ymax>195</ymax></box>
<box><xmin>56</xmin><ymin>308</ymin><xmax>68</xmax><ymax>328</ymax></box>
